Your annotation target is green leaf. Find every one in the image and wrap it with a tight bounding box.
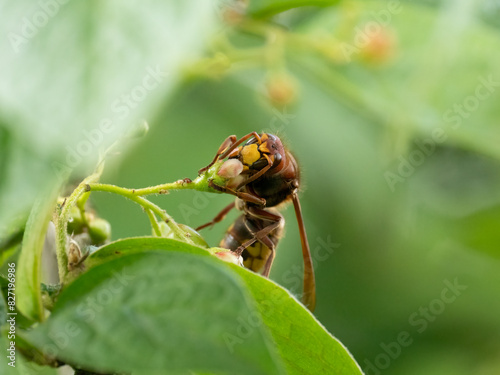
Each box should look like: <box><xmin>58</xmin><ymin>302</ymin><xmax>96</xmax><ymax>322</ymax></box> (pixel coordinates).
<box><xmin>1</xmin><ymin>276</ymin><xmax>37</xmax><ymax>333</ymax></box>
<box><xmin>0</xmin><ymin>214</ymin><xmax>26</xmax><ymax>269</ymax></box>
<box><xmin>0</xmin><ymin>0</ymin><xmax>217</xmax><ymax>232</ymax></box>
<box><xmin>28</xmin><ymin>250</ymin><xmax>286</xmax><ymax>375</ymax></box>
<box><xmin>248</xmin><ymin>0</ymin><xmax>340</xmax><ymax>18</ymax></box>
<box><xmin>28</xmin><ymin>238</ymin><xmax>362</xmax><ymax>374</ymax></box>
<box><xmin>0</xmin><ymin>335</ymin><xmax>57</xmax><ymax>375</ymax></box>
<box><xmin>452</xmin><ymin>204</ymin><xmax>500</xmax><ymax>258</ymax></box>
<box><xmin>0</xmin><ymin>247</ymin><xmax>19</xmax><ymax>270</ymax></box>
<box><xmin>85</xmin><ymin>236</ymin><xmax>210</xmax><ymax>270</ymax></box>
<box><xmin>0</xmin><ymin>276</ymin><xmax>7</xmax><ymax>328</ymax></box>
<box><xmin>16</xmin><ymin>188</ymin><xmax>58</xmax><ymax>322</ymax></box>
<box><xmin>231</xmin><ymin>265</ymin><xmax>364</xmax><ymax>375</ymax></box>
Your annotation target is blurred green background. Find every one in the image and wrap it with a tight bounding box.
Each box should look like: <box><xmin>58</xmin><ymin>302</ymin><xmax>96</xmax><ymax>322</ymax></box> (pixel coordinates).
<box><xmin>2</xmin><ymin>0</ymin><xmax>500</xmax><ymax>374</ymax></box>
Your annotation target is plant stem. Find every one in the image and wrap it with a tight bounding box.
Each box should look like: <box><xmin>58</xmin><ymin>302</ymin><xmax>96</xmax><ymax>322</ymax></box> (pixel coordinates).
<box><xmin>88</xmin><ymin>183</ymin><xmax>199</xmax><ymax>245</ymax></box>
<box><xmin>145</xmin><ymin>209</ymin><xmax>162</xmax><ymax>237</ymax></box>
<box><xmin>87</xmin><ymin>160</ymin><xmax>226</xmax><ymax>198</ymax></box>
<box><xmin>54</xmin><ymin>174</ymin><xmax>100</xmax><ymax>283</ymax></box>
<box><xmin>87</xmin><ymin>164</ymin><xmax>229</xmax><ymax>243</ymax></box>
<box><xmin>76</xmin><ymin>192</ymin><xmax>90</xmax><ymax>227</ymax></box>
<box><xmin>57</xmin><ymin>162</ymin><xmax>227</xmax><ymax>279</ymax></box>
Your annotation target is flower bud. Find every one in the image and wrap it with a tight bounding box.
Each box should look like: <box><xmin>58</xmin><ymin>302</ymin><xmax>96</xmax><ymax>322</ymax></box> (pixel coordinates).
<box><xmin>88</xmin><ymin>218</ymin><xmax>112</xmax><ymax>245</ymax></box>
<box><xmin>266</xmin><ymin>73</ymin><xmax>298</xmax><ymax>107</ymax></box>
<box><xmin>217</xmin><ymin>159</ymin><xmax>244</xmax><ymax>179</ymax></box>
<box><xmin>359</xmin><ymin>27</ymin><xmax>395</xmax><ymax>65</ymax></box>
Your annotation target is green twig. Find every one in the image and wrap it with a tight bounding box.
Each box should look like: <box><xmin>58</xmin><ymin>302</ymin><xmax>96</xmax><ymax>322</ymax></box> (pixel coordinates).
<box><xmin>88</xmin><ymin>183</ymin><xmax>195</xmax><ymax>245</ymax></box>
<box><xmin>145</xmin><ymin>209</ymin><xmax>161</xmax><ymax>237</ymax></box>
<box><xmin>54</xmin><ymin>161</ymin><xmax>105</xmax><ymax>283</ymax></box>
<box><xmin>56</xmin><ymin>161</ymin><xmax>227</xmax><ymax>280</ymax></box>
<box><xmin>54</xmin><ymin>174</ymin><xmax>100</xmax><ymax>283</ymax></box>
<box><xmin>76</xmin><ymin>192</ymin><xmax>90</xmax><ymax>227</ymax></box>
<box><xmin>86</xmin><ymin>162</ymin><xmax>229</xmax><ymax>244</ymax></box>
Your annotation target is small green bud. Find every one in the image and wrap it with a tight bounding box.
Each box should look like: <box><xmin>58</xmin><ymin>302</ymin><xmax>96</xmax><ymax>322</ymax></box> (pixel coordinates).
<box><xmin>209</xmin><ymin>161</ymin><xmax>231</xmax><ymax>188</ymax></box>
<box><xmin>88</xmin><ymin>218</ymin><xmax>112</xmax><ymax>245</ymax></box>
<box><xmin>180</xmin><ymin>224</ymin><xmax>209</xmax><ymax>248</ymax></box>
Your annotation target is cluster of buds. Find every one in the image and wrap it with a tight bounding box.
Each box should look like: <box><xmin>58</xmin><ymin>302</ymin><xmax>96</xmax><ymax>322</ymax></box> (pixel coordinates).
<box><xmin>60</xmin><ymin>198</ymin><xmax>111</xmax><ymax>246</ymax></box>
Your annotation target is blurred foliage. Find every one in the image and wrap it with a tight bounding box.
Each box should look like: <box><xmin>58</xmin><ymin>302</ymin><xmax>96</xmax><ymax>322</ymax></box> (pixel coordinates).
<box><xmin>1</xmin><ymin>0</ymin><xmax>500</xmax><ymax>374</ymax></box>
<box><xmin>28</xmin><ymin>239</ymin><xmax>361</xmax><ymax>375</ymax></box>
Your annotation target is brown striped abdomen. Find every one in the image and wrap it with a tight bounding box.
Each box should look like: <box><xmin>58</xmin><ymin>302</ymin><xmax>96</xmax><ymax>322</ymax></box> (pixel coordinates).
<box><xmin>220</xmin><ymin>213</ymin><xmax>284</xmax><ymax>273</ymax></box>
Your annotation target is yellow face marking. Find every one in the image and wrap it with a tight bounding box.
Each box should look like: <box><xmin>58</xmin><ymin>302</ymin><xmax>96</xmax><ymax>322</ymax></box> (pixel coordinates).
<box><xmin>258</xmin><ymin>142</ymin><xmax>270</xmax><ymax>154</ymax></box>
<box><xmin>258</xmin><ymin>134</ymin><xmax>271</xmax><ymax>153</ymax></box>
<box><xmin>240</xmin><ymin>144</ymin><xmax>261</xmax><ymax>166</ymax></box>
